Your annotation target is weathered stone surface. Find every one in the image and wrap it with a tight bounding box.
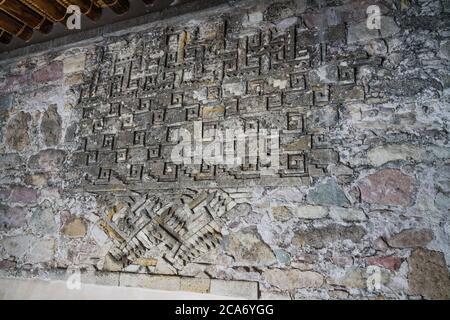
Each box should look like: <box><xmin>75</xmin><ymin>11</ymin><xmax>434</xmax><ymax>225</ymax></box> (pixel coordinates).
<box><xmin>24</xmin><ymin>174</ymin><xmax>47</xmax><ymax>188</ymax></box>
<box><xmin>435</xmin><ymin>165</ymin><xmax>450</xmax><ymax>193</ymax></box>
<box><xmin>0</xmin><ymin>235</ymin><xmax>32</xmax><ymax>258</ymax></box>
<box><xmin>329</xmin><ymin>207</ymin><xmax>367</xmax><ymax>221</ymax></box>
<box><xmin>28</xmin><ymin>149</ymin><xmax>66</xmax><ymax>171</ymax></box>
<box><xmin>2</xmin><ymin>236</ymin><xmax>53</xmax><ymax>265</ymax></box>
<box><xmin>408</xmin><ymin>248</ymin><xmax>450</xmax><ymax>300</ymax></box>
<box><xmin>435</xmin><ymin>192</ymin><xmax>450</xmax><ymax>212</ymax></box>
<box><xmin>329</xmin><ymin>290</ymin><xmax>350</xmax><ymax>300</ymax></box>
<box><xmin>373</xmin><ymin>237</ymin><xmax>389</xmax><ymax>252</ymax></box>
<box><xmin>0</xmin><ymin>205</ymin><xmax>27</xmax><ymax>230</ymax></box>
<box><xmin>29</xmin><ymin>200</ymin><xmax>56</xmax><ymax>235</ymax></box>
<box><xmin>0</xmin><ymin>260</ymin><xmax>16</xmax><ymax>270</ymax></box>
<box><xmin>90</xmin><ymin>224</ymin><xmax>109</xmax><ymax>246</ymax></box>
<box><xmin>271</xmin><ymin>206</ymin><xmax>293</xmax><ymax>221</ymax></box>
<box><xmin>387</xmin><ymin>228</ymin><xmax>433</xmax><ymax>248</ymax></box>
<box><xmin>294</xmin><ymin>205</ymin><xmax>328</xmax><ymax>219</ymax></box>
<box><xmin>210</xmin><ymin>279</ymin><xmax>258</xmax><ymax>299</ymax></box>
<box><xmin>31</xmin><ymin>61</ymin><xmax>63</xmax><ymax>83</ymax></box>
<box><xmin>307</xmin><ymin>180</ymin><xmax>350</xmax><ymax>207</ymax></box>
<box><xmin>443</xmin><ymin>0</ymin><xmax>450</xmax><ymax>13</ymax></box>
<box><xmin>9</xmin><ymin>186</ymin><xmax>39</xmax><ymax>204</ymax></box>
<box><xmin>107</xmin><ymin>190</ymin><xmax>238</xmax><ymax>270</ymax></box>
<box><xmin>0</xmin><ymin>94</ymin><xmax>12</xmax><ymax>141</ymax></box>
<box><xmin>102</xmin><ymin>254</ymin><xmax>123</xmax><ymax>272</ymax></box>
<box><xmin>440</xmin><ymin>40</ymin><xmax>450</xmax><ymax>60</ymax></box>
<box><xmin>180</xmin><ymin>277</ymin><xmax>211</xmax><ymax>294</ymax></box>
<box><xmin>307</xmin><ymin>106</ymin><xmax>339</xmax><ymax>130</ymax></box>
<box><xmin>64</xmin><ymin>123</ymin><xmax>77</xmax><ymax>142</ymax></box>
<box><xmin>119</xmin><ymin>273</ymin><xmax>181</xmax><ymax>291</ymax></box>
<box><xmin>312</xmin><ymin>150</ymin><xmax>339</xmax><ymax>166</ymax></box>
<box><xmin>80</xmin><ymin>271</ymin><xmax>120</xmax><ymax>286</ymax></box>
<box><xmin>308</xmin><ymin>65</ymin><xmax>339</xmax><ymax>84</ymax></box>
<box><xmin>329</xmin><ymin>268</ymin><xmax>366</xmax><ymax>289</ymax></box>
<box><xmin>0</xmin><ymin>94</ymin><xmax>13</xmax><ymax>112</ymax></box>
<box><xmin>133</xmin><ymin>257</ymin><xmax>158</xmax><ymax>267</ymax></box>
<box><xmin>27</xmin><ymin>238</ymin><xmax>55</xmax><ymax>263</ymax></box>
<box><xmin>41</xmin><ymin>105</ymin><xmax>62</xmax><ymax>146</ymax></box>
<box><xmin>292</xmin><ymin>224</ymin><xmax>366</xmax><ymax>249</ymax></box>
<box><xmin>264</xmin><ymin>2</ymin><xmax>294</xmax><ymax>21</ymax></box>
<box><xmin>283</xmin><ymin>135</ymin><xmax>312</xmax><ymax>151</ymax></box>
<box><xmin>0</xmin><ymin>0</ymin><xmax>449</xmax><ymax>301</ymax></box>
<box><xmin>331</xmin><ymin>253</ymin><xmax>353</xmax><ymax>267</ymax></box>
<box><xmin>367</xmin><ymin>144</ymin><xmax>450</xmax><ymax>167</ymax></box>
<box><xmin>364</xmin><ymin>39</ymin><xmax>388</xmax><ymax>56</ymax></box>
<box><xmin>274</xmin><ymin>249</ymin><xmax>291</xmax><ymax>265</ymax></box>
<box><xmin>366</xmin><ymin>256</ymin><xmax>403</xmax><ymax>271</ymax></box>
<box><xmin>359</xmin><ymin>169</ymin><xmax>414</xmax><ymax>207</ymax></box>
<box><xmin>154</xmin><ymin>257</ymin><xmax>177</xmax><ymax>275</ymax></box>
<box><xmin>260</xmin><ymin>291</ymin><xmax>291</xmax><ymax>300</ymax></box>
<box><xmin>385</xmin><ymin>77</ymin><xmax>440</xmax><ymax>98</ymax></box>
<box><xmin>227</xmin><ymin>227</ymin><xmax>276</xmax><ymax>265</ymax></box>
<box><xmin>0</xmin><ymin>189</ymin><xmax>10</xmax><ymax>201</ymax></box>
<box><xmin>380</xmin><ymin>16</ymin><xmax>400</xmax><ymax>38</ymax></box>
<box><xmin>0</xmin><ymin>235</ymin><xmax>34</xmax><ymax>258</ymax></box>
<box><xmin>62</xmin><ymin>217</ymin><xmax>87</xmax><ymax>238</ymax></box>
<box><xmin>332</xmin><ymin>85</ymin><xmax>365</xmax><ymax>102</ymax></box>
<box><xmin>5</xmin><ymin>112</ymin><xmax>31</xmax><ymax>151</ymax></box>
<box><xmin>347</xmin><ymin>21</ymin><xmax>379</xmax><ymax>43</ymax></box>
<box><xmin>368</xmin><ymin>144</ymin><xmax>419</xmax><ymax>166</ymax></box>
<box><xmin>63</xmin><ymin>54</ymin><xmax>85</xmax><ymax>74</ymax></box>
<box><xmin>0</xmin><ymin>73</ymin><xmax>29</xmax><ymax>92</ymax></box>
<box><xmin>74</xmin><ymin>11</ymin><xmax>346</xmax><ymax>194</ymax></box>
<box><xmin>264</xmin><ymin>269</ymin><xmax>324</xmax><ymax>291</ymax></box>
<box><xmin>329</xmin><ymin>164</ymin><xmax>354</xmax><ymax>176</ymax></box>
<box><xmin>0</xmin><ymin>153</ymin><xmax>22</xmax><ymax>170</ymax></box>
<box><xmin>123</xmin><ymin>264</ymin><xmax>140</xmax><ymax>273</ymax></box>
<box><xmin>65</xmin><ymin>73</ymin><xmax>84</xmax><ymax>85</ymax></box>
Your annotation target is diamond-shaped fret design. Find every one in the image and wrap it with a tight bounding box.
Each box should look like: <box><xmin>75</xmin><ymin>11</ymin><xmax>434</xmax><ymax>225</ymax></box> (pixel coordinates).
<box><xmin>107</xmin><ymin>190</ymin><xmax>236</xmax><ymax>269</ymax></box>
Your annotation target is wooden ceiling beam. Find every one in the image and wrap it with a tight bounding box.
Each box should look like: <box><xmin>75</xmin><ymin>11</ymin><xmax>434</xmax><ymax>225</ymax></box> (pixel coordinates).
<box><xmin>0</xmin><ymin>10</ymin><xmax>33</xmax><ymax>41</ymax></box>
<box><xmin>0</xmin><ymin>0</ymin><xmax>183</xmax><ymax>44</ymax></box>
<box><xmin>0</xmin><ymin>0</ymin><xmax>53</xmax><ymax>34</ymax></box>
<box><xmin>19</xmin><ymin>0</ymin><xmax>68</xmax><ymax>23</ymax></box>
<box><xmin>0</xmin><ymin>28</ymin><xmax>13</xmax><ymax>44</ymax></box>
<box><xmin>56</xmin><ymin>0</ymin><xmax>102</xmax><ymax>21</ymax></box>
<box><xmin>95</xmin><ymin>0</ymin><xmax>129</xmax><ymax>15</ymax></box>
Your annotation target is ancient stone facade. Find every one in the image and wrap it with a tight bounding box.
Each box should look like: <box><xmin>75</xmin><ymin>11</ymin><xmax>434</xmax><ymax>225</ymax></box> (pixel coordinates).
<box><xmin>0</xmin><ymin>0</ymin><xmax>450</xmax><ymax>300</ymax></box>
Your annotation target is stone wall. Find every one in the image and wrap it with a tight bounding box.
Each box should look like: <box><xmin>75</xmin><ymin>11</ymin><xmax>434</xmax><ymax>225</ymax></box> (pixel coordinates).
<box><xmin>0</xmin><ymin>0</ymin><xmax>449</xmax><ymax>300</ymax></box>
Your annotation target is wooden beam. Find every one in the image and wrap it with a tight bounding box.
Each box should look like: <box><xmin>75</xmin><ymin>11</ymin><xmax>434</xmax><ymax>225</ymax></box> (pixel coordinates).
<box><xmin>56</xmin><ymin>0</ymin><xmax>102</xmax><ymax>21</ymax></box>
<box><xmin>0</xmin><ymin>10</ymin><xmax>33</xmax><ymax>41</ymax></box>
<box><xmin>0</xmin><ymin>28</ymin><xmax>13</xmax><ymax>44</ymax></box>
<box><xmin>19</xmin><ymin>0</ymin><xmax>68</xmax><ymax>22</ymax></box>
<box><xmin>0</xmin><ymin>0</ymin><xmax>53</xmax><ymax>34</ymax></box>
<box><xmin>96</xmin><ymin>0</ymin><xmax>129</xmax><ymax>15</ymax></box>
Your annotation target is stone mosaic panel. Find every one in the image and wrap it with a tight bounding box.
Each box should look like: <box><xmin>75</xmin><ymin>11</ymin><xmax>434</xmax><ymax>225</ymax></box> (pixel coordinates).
<box><xmin>74</xmin><ymin>18</ymin><xmax>351</xmax><ymax>193</ymax></box>
<box><xmin>106</xmin><ymin>189</ymin><xmax>237</xmax><ymax>269</ymax></box>
<box><xmin>72</xmin><ymin>11</ymin><xmax>374</xmax><ymax>269</ymax></box>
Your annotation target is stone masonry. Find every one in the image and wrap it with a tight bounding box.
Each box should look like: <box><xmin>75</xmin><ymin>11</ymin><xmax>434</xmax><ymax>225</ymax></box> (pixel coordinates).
<box><xmin>0</xmin><ymin>0</ymin><xmax>450</xmax><ymax>300</ymax></box>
